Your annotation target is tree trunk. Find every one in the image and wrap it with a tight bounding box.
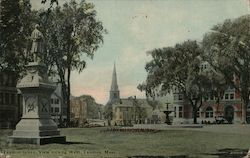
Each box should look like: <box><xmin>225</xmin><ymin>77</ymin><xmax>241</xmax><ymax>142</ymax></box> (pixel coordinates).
<box><xmin>241</xmin><ymin>89</ymin><xmax>249</xmax><ymax>124</ymax></box>
<box><xmin>216</xmin><ymin>97</ymin><xmax>220</xmax><ymax>117</ymax></box>
<box><xmin>56</xmin><ymin>61</ymin><xmax>67</xmax><ymax>126</ymax></box>
<box><xmin>66</xmin><ymin>67</ymin><xmax>71</xmax><ymax>126</ymax></box>
<box><xmin>193</xmin><ymin>105</ymin><xmax>197</xmax><ymax>124</ymax></box>
<box><xmin>188</xmin><ymin>97</ymin><xmax>198</xmax><ymax>124</ymax></box>
<box><xmin>242</xmin><ymin>100</ymin><xmax>248</xmax><ymax>124</ymax></box>
<box><xmin>61</xmin><ymin>80</ymin><xmax>67</xmax><ymax>122</ymax></box>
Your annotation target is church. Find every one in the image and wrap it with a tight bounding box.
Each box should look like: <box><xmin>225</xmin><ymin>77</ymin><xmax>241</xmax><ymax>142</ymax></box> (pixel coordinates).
<box><xmin>106</xmin><ymin>64</ymin><xmax>153</xmax><ymax>126</ymax></box>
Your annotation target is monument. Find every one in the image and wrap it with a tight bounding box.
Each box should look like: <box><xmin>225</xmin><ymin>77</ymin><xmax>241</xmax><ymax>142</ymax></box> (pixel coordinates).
<box><xmin>9</xmin><ymin>24</ymin><xmax>66</xmax><ymax>145</ymax></box>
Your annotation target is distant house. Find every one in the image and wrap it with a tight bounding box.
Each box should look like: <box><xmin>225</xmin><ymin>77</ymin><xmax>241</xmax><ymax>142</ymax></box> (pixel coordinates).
<box><xmin>50</xmin><ymin>83</ymin><xmax>67</xmax><ymax>124</ymax></box>
<box><xmin>70</xmin><ymin>97</ymin><xmax>88</xmax><ymax>126</ymax></box>
<box><xmin>70</xmin><ymin>95</ymin><xmax>103</xmax><ymax>127</ymax></box>
<box><xmin>111</xmin><ymin>98</ymin><xmax>153</xmax><ymax>126</ymax></box>
<box><xmin>0</xmin><ymin>70</ymin><xmax>21</xmax><ymax>129</ymax></box>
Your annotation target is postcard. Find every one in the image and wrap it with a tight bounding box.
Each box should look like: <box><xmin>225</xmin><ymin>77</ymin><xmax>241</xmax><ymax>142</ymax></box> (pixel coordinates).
<box><xmin>0</xmin><ymin>0</ymin><xmax>250</xmax><ymax>158</ymax></box>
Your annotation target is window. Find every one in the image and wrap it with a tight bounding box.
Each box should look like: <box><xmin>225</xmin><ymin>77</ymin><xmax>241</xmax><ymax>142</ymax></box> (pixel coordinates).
<box><xmin>55</xmin><ymin>99</ymin><xmax>59</xmax><ymax>104</ymax></box>
<box><xmin>174</xmin><ymin>95</ymin><xmax>178</xmax><ymax>101</ymax></box>
<box><xmin>179</xmin><ymin>106</ymin><xmax>183</xmax><ymax>118</ymax></box>
<box><xmin>51</xmin><ymin>107</ymin><xmax>54</xmax><ymax>113</ymax></box>
<box><xmin>51</xmin><ymin>99</ymin><xmax>54</xmax><ymax>104</ymax></box>
<box><xmin>225</xmin><ymin>93</ymin><xmax>229</xmax><ymax>100</ymax></box>
<box><xmin>229</xmin><ymin>85</ymin><xmax>234</xmax><ymax>89</ymax></box>
<box><xmin>0</xmin><ymin>75</ymin><xmax>2</xmax><ymax>86</ymax></box>
<box><xmin>63</xmin><ymin>108</ymin><xmax>67</xmax><ymax>115</ymax></box>
<box><xmin>0</xmin><ymin>93</ymin><xmax>3</xmax><ymax>104</ymax></box>
<box><xmin>11</xmin><ymin>94</ymin><xmax>15</xmax><ymax>104</ymax></box>
<box><xmin>209</xmin><ymin>94</ymin><xmax>214</xmax><ymax>100</ymax></box>
<box><xmin>230</xmin><ymin>93</ymin><xmax>234</xmax><ymax>100</ymax></box>
<box><xmin>5</xmin><ymin>93</ymin><xmax>9</xmax><ymax>105</ymax></box>
<box><xmin>205</xmin><ymin>107</ymin><xmax>213</xmax><ymax>118</ymax></box>
<box><xmin>173</xmin><ymin>87</ymin><xmax>179</xmax><ymax>93</ymax></box>
<box><xmin>179</xmin><ymin>95</ymin><xmax>183</xmax><ymax>101</ymax></box>
<box><xmin>221</xmin><ymin>95</ymin><xmax>224</xmax><ymax>100</ymax></box>
<box><xmin>55</xmin><ymin>107</ymin><xmax>59</xmax><ymax>113</ymax></box>
<box><xmin>204</xmin><ymin>96</ymin><xmax>208</xmax><ymax>101</ymax></box>
<box><xmin>174</xmin><ymin>107</ymin><xmax>176</xmax><ymax>117</ymax></box>
<box><xmin>200</xmin><ymin>65</ymin><xmax>203</xmax><ymax>71</ymax></box>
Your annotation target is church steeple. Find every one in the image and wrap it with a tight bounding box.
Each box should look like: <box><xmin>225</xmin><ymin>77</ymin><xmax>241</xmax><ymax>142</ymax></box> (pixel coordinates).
<box><xmin>109</xmin><ymin>63</ymin><xmax>120</xmax><ymax>104</ymax></box>
<box><xmin>111</xmin><ymin>63</ymin><xmax>119</xmax><ymax>91</ymax></box>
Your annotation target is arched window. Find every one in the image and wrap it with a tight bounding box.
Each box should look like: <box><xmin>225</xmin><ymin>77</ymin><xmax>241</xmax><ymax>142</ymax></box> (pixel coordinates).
<box><xmin>205</xmin><ymin>106</ymin><xmax>213</xmax><ymax>118</ymax></box>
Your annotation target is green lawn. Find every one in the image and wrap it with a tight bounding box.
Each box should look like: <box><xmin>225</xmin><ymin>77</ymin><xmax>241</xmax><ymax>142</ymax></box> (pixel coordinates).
<box><xmin>0</xmin><ymin>125</ymin><xmax>249</xmax><ymax>158</ymax></box>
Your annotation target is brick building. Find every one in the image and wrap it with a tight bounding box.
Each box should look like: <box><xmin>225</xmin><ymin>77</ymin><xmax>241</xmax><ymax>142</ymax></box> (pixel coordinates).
<box><xmin>172</xmin><ymin>62</ymin><xmax>250</xmax><ymax>124</ymax></box>
<box><xmin>70</xmin><ymin>97</ymin><xmax>88</xmax><ymax>126</ymax></box>
<box><xmin>0</xmin><ymin>70</ymin><xmax>21</xmax><ymax>128</ymax></box>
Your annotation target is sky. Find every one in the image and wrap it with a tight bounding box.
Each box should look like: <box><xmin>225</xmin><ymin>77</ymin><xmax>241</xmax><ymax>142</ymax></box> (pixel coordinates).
<box><xmin>31</xmin><ymin>0</ymin><xmax>250</xmax><ymax>104</ymax></box>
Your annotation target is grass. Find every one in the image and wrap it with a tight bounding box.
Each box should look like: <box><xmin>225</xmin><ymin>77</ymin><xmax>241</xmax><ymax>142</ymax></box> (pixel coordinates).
<box><xmin>0</xmin><ymin>125</ymin><xmax>250</xmax><ymax>158</ymax></box>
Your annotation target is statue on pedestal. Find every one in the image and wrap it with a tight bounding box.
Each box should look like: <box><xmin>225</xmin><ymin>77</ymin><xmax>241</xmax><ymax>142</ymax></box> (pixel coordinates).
<box><xmin>30</xmin><ymin>24</ymin><xmax>44</xmax><ymax>63</ymax></box>
<box><xmin>9</xmin><ymin>23</ymin><xmax>66</xmax><ymax>145</ymax></box>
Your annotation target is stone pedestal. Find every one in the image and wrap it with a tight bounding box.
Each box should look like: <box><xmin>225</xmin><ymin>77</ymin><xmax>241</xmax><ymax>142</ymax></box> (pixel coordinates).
<box><xmin>9</xmin><ymin>62</ymin><xmax>66</xmax><ymax>145</ymax></box>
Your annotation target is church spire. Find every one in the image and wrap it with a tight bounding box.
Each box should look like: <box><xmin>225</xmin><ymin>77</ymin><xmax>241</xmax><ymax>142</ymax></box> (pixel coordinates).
<box><xmin>110</xmin><ymin>63</ymin><xmax>119</xmax><ymax>91</ymax></box>
<box><xmin>109</xmin><ymin>63</ymin><xmax>120</xmax><ymax>104</ymax></box>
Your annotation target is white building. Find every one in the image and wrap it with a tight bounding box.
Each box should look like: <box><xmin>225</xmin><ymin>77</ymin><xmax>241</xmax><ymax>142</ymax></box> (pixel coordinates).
<box><xmin>50</xmin><ymin>82</ymin><xmax>67</xmax><ymax>124</ymax></box>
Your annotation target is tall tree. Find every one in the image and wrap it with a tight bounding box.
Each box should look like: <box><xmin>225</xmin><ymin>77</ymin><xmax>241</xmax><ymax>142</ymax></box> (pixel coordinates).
<box><xmin>38</xmin><ymin>0</ymin><xmax>106</xmax><ymax>125</ymax></box>
<box><xmin>202</xmin><ymin>15</ymin><xmax>250</xmax><ymax>123</ymax></box>
<box><xmin>142</xmin><ymin>40</ymin><xmax>209</xmax><ymax>124</ymax></box>
<box><xmin>0</xmin><ymin>0</ymin><xmax>22</xmax><ymax>72</ymax></box>
<box><xmin>204</xmin><ymin>66</ymin><xmax>228</xmax><ymax>116</ymax></box>
<box><xmin>0</xmin><ymin>0</ymin><xmax>33</xmax><ymax>82</ymax></box>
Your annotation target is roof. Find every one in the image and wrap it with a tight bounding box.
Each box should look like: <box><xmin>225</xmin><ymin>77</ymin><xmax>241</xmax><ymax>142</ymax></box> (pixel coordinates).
<box><xmin>110</xmin><ymin>63</ymin><xmax>119</xmax><ymax>92</ymax></box>
<box><xmin>113</xmin><ymin>98</ymin><xmax>153</xmax><ymax>109</ymax></box>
